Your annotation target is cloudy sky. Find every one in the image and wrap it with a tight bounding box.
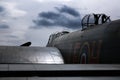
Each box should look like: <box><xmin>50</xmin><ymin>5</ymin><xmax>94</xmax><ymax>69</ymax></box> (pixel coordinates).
<box><xmin>0</xmin><ymin>0</ymin><xmax>120</xmax><ymax>46</ymax></box>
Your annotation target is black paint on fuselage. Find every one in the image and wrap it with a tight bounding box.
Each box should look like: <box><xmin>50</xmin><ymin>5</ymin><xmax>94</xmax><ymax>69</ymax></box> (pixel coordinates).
<box><xmin>47</xmin><ymin>19</ymin><xmax>120</xmax><ymax>64</ymax></box>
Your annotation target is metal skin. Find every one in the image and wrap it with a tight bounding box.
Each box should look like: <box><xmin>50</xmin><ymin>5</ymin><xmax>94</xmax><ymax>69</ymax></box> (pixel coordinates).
<box><xmin>0</xmin><ymin>46</ymin><xmax>64</xmax><ymax>64</ymax></box>
<box><xmin>47</xmin><ymin>19</ymin><xmax>120</xmax><ymax>64</ymax></box>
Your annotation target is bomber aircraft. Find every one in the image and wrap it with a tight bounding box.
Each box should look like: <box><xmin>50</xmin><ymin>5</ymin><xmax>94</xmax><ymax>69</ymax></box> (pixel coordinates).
<box><xmin>47</xmin><ymin>13</ymin><xmax>120</xmax><ymax>64</ymax></box>
<box><xmin>0</xmin><ymin>13</ymin><xmax>120</xmax><ymax>64</ymax></box>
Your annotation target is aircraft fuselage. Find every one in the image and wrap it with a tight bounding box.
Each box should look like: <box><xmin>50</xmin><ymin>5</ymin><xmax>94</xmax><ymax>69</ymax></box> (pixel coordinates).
<box><xmin>47</xmin><ymin>19</ymin><xmax>120</xmax><ymax>64</ymax></box>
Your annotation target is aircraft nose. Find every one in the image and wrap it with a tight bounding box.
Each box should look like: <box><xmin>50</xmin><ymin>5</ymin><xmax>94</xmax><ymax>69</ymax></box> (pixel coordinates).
<box><xmin>114</xmin><ymin>21</ymin><xmax>120</xmax><ymax>39</ymax></box>
<box><xmin>114</xmin><ymin>22</ymin><xmax>120</xmax><ymax>40</ymax></box>
<box><xmin>118</xmin><ymin>28</ymin><xmax>120</xmax><ymax>39</ymax></box>
<box><xmin>106</xmin><ymin>20</ymin><xmax>120</xmax><ymax>37</ymax></box>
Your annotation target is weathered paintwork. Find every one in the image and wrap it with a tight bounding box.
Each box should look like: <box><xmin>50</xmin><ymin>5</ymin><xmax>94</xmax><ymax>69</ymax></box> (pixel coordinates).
<box><xmin>47</xmin><ymin>19</ymin><xmax>120</xmax><ymax>64</ymax></box>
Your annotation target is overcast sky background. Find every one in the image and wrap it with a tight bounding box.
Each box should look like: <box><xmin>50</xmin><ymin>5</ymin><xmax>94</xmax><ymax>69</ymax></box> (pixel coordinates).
<box><xmin>0</xmin><ymin>0</ymin><xmax>120</xmax><ymax>46</ymax></box>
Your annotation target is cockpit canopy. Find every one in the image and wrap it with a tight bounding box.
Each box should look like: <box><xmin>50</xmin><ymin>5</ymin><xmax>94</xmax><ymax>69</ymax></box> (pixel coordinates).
<box><xmin>81</xmin><ymin>13</ymin><xmax>111</xmax><ymax>30</ymax></box>
<box><xmin>47</xmin><ymin>31</ymin><xmax>69</xmax><ymax>46</ymax></box>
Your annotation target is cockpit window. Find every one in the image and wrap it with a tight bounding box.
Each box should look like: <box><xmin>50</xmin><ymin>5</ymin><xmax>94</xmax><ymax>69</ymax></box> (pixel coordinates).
<box><xmin>81</xmin><ymin>14</ymin><xmax>111</xmax><ymax>30</ymax></box>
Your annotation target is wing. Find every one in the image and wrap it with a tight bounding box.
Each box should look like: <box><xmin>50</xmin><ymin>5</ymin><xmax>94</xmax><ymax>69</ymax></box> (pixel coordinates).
<box><xmin>0</xmin><ymin>46</ymin><xmax>64</xmax><ymax>64</ymax></box>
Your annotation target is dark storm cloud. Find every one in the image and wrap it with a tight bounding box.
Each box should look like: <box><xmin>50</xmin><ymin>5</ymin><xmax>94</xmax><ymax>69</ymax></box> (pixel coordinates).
<box><xmin>0</xmin><ymin>6</ymin><xmax>6</xmax><ymax>17</ymax></box>
<box><xmin>32</xmin><ymin>5</ymin><xmax>81</xmax><ymax>29</ymax></box>
<box><xmin>39</xmin><ymin>12</ymin><xmax>60</xmax><ymax>20</ymax></box>
<box><xmin>33</xmin><ymin>19</ymin><xmax>54</xmax><ymax>26</ymax></box>
<box><xmin>0</xmin><ymin>6</ymin><xmax>4</xmax><ymax>12</ymax></box>
<box><xmin>55</xmin><ymin>5</ymin><xmax>80</xmax><ymax>17</ymax></box>
<box><xmin>0</xmin><ymin>24</ymin><xmax>9</xmax><ymax>29</ymax></box>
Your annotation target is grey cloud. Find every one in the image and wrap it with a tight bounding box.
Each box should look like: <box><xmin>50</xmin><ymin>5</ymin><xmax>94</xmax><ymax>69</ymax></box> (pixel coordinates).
<box><xmin>32</xmin><ymin>5</ymin><xmax>81</xmax><ymax>29</ymax></box>
<box><xmin>5</xmin><ymin>35</ymin><xmax>18</xmax><ymax>38</ymax></box>
<box><xmin>0</xmin><ymin>6</ymin><xmax>4</xmax><ymax>12</ymax></box>
<box><xmin>0</xmin><ymin>6</ymin><xmax>6</xmax><ymax>17</ymax></box>
<box><xmin>39</xmin><ymin>12</ymin><xmax>60</xmax><ymax>20</ymax></box>
<box><xmin>55</xmin><ymin>5</ymin><xmax>80</xmax><ymax>17</ymax></box>
<box><xmin>0</xmin><ymin>24</ymin><xmax>9</xmax><ymax>29</ymax></box>
<box><xmin>33</xmin><ymin>19</ymin><xmax>54</xmax><ymax>27</ymax></box>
